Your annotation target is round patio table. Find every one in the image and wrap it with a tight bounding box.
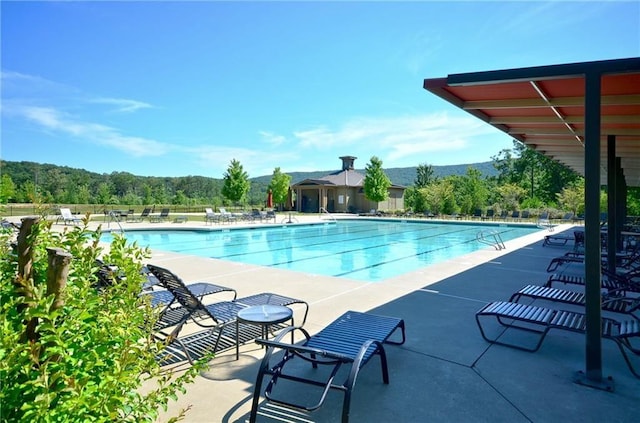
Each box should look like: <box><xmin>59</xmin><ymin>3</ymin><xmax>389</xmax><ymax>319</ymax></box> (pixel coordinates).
<box><xmin>237</xmin><ymin>304</ymin><xmax>293</xmax><ymax>344</ymax></box>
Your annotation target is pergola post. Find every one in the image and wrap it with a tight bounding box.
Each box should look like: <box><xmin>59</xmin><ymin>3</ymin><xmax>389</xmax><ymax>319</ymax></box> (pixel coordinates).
<box><xmin>607</xmin><ymin>135</ymin><xmax>618</xmax><ymax>274</ymax></box>
<box><xmin>574</xmin><ymin>71</ymin><xmax>613</xmax><ymax>390</ymax></box>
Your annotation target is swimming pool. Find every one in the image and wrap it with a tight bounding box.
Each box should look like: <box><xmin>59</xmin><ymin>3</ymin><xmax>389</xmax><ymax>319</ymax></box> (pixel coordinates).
<box><xmin>101</xmin><ymin>220</ymin><xmax>540</xmax><ymax>282</ymax></box>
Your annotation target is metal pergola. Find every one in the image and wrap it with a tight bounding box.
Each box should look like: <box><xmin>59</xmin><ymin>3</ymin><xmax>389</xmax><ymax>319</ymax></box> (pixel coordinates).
<box><xmin>424</xmin><ymin>57</ymin><xmax>640</xmax><ymax>390</ymax></box>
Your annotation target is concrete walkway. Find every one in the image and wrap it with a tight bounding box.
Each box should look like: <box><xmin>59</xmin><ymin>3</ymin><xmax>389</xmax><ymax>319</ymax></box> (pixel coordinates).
<box><xmin>52</xmin><ymin>214</ymin><xmax>640</xmax><ymax>421</ymax></box>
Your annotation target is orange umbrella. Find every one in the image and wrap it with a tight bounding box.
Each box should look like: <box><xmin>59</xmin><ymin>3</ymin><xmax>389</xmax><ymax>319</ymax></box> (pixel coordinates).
<box><xmin>266</xmin><ymin>190</ymin><xmax>273</xmax><ymax>208</ymax></box>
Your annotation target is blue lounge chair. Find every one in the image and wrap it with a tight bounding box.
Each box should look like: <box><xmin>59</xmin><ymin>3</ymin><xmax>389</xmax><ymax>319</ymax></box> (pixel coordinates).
<box><xmin>146</xmin><ymin>264</ymin><xmax>308</xmax><ymax>365</ymax></box>
<box><xmin>249</xmin><ymin>310</ymin><xmax>405</xmax><ymax>423</ymax></box>
<box><xmin>509</xmin><ymin>284</ymin><xmax>640</xmax><ymax>321</ymax></box>
<box><xmin>475</xmin><ymin>301</ymin><xmax>640</xmax><ymax>378</ymax></box>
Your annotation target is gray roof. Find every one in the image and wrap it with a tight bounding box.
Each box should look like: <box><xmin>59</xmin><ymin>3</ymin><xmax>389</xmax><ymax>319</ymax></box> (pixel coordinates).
<box><xmin>293</xmin><ymin>169</ymin><xmax>364</xmax><ymax>188</ymax></box>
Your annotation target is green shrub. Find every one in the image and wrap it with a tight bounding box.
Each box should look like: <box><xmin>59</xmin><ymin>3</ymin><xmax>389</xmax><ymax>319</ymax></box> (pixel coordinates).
<box><xmin>0</xmin><ymin>218</ymin><xmax>203</xmax><ymax>422</ymax></box>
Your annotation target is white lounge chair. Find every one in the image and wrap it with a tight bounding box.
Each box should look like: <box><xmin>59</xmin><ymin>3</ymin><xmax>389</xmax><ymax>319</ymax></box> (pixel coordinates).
<box><xmin>58</xmin><ymin>208</ymin><xmax>82</xmax><ymax>225</ymax></box>
<box><xmin>218</xmin><ymin>208</ymin><xmax>237</xmax><ymax>223</ymax></box>
<box><xmin>205</xmin><ymin>208</ymin><xmax>220</xmax><ymax>224</ymax></box>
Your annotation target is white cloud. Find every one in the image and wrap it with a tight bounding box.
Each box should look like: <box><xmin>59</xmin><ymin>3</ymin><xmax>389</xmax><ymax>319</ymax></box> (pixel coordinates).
<box><xmin>14</xmin><ymin>105</ymin><xmax>170</xmax><ymax>157</ymax></box>
<box><xmin>259</xmin><ymin>131</ymin><xmax>287</xmax><ymax>147</ymax></box>
<box><xmin>90</xmin><ymin>97</ymin><xmax>154</xmax><ymax>113</ymax></box>
<box><xmin>190</xmin><ymin>144</ymin><xmax>300</xmax><ymax>177</ymax></box>
<box><xmin>291</xmin><ymin>112</ymin><xmax>494</xmax><ymax>166</ymax></box>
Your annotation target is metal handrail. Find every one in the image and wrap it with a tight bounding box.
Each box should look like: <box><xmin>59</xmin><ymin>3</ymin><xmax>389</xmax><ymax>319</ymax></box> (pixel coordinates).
<box><xmin>319</xmin><ymin>207</ymin><xmax>336</xmax><ymax>222</ymax></box>
<box><xmin>477</xmin><ymin>230</ymin><xmax>505</xmax><ymax>250</ymax></box>
<box><xmin>107</xmin><ymin>211</ymin><xmax>125</xmax><ymax>234</ymax></box>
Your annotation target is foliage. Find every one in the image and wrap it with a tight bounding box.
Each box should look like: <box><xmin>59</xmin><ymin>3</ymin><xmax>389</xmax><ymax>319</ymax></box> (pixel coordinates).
<box><xmin>627</xmin><ymin>187</ymin><xmax>640</xmax><ymax>216</ymax></box>
<box><xmin>520</xmin><ymin>196</ymin><xmax>545</xmax><ymax>210</ymax></box>
<box><xmin>557</xmin><ymin>179</ymin><xmax>585</xmax><ymax>215</ymax></box>
<box><xmin>0</xmin><ymin>219</ymin><xmax>203</xmax><ymax>422</ymax></box>
<box><xmin>3</xmin><ymin>160</ymin><xmax>498</xmax><ymax>209</ymax></box>
<box><xmin>221</xmin><ymin>159</ymin><xmax>250</xmax><ymax>206</ymax></box>
<box><xmin>422</xmin><ymin>179</ymin><xmax>457</xmax><ymax>215</ymax></box>
<box><xmin>491</xmin><ymin>140</ymin><xmax>580</xmax><ymax>204</ymax></box>
<box><xmin>268</xmin><ymin>168</ymin><xmax>292</xmax><ymax>208</ymax></box>
<box><xmin>403</xmin><ymin>187</ymin><xmax>424</xmax><ymax>212</ymax></box>
<box><xmin>0</xmin><ymin>174</ymin><xmax>16</xmax><ymax>203</ymax></box>
<box><xmin>449</xmin><ymin>167</ymin><xmax>489</xmax><ymax>215</ymax></box>
<box><xmin>414</xmin><ymin>163</ymin><xmax>435</xmax><ymax>188</ymax></box>
<box><xmin>363</xmin><ymin>156</ymin><xmax>391</xmax><ymax>203</ymax></box>
<box><xmin>496</xmin><ymin>183</ymin><xmax>527</xmax><ymax>211</ymax></box>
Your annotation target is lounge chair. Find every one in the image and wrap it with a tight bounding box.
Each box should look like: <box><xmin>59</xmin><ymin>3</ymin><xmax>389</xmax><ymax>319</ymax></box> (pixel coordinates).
<box><xmin>146</xmin><ymin>264</ymin><xmax>308</xmax><ymax>365</ymax></box>
<box><xmin>545</xmin><ymin>269</ymin><xmax>640</xmax><ymax>294</ymax></box>
<box><xmin>546</xmin><ymin>243</ymin><xmax>640</xmax><ymax>272</ymax></box>
<box><xmin>510</xmin><ymin>210</ymin><xmax>520</xmax><ymax>221</ymax></box>
<box><xmin>560</xmin><ymin>212</ymin><xmax>575</xmax><ymax>223</ymax></box>
<box><xmin>545</xmin><ymin>252</ymin><xmax>586</xmax><ymax>272</ymax></box>
<box><xmin>537</xmin><ymin>211</ymin><xmax>552</xmax><ymax>230</ymax></box>
<box><xmin>265</xmin><ymin>210</ymin><xmax>276</xmax><ymax>223</ymax></box>
<box><xmin>150</xmin><ymin>208</ymin><xmax>170</xmax><ymax>223</ymax></box>
<box><xmin>204</xmin><ymin>207</ymin><xmax>220</xmax><ymax>225</ymax></box>
<box><xmin>127</xmin><ymin>207</ymin><xmax>151</xmax><ymax>223</ymax></box>
<box><xmin>58</xmin><ymin>207</ymin><xmax>82</xmax><ymax>225</ymax></box>
<box><xmin>475</xmin><ymin>301</ymin><xmax>640</xmax><ymax>378</ymax></box>
<box><xmin>249</xmin><ymin>310</ymin><xmax>406</xmax><ymax>423</ymax></box>
<box><xmin>482</xmin><ymin>209</ymin><xmax>494</xmax><ymax>221</ymax></box>
<box><xmin>509</xmin><ymin>284</ymin><xmax>640</xmax><ymax>320</ymax></box>
<box><xmin>219</xmin><ymin>208</ymin><xmax>237</xmax><ymax>223</ymax></box>
<box><xmin>498</xmin><ymin>210</ymin><xmax>509</xmax><ymax>220</ymax></box>
<box><xmin>542</xmin><ymin>229</ymin><xmax>581</xmax><ymax>248</ymax></box>
<box><xmin>142</xmin><ymin>270</ymin><xmax>239</xmax><ymax>330</ymax></box>
<box><xmin>1</xmin><ymin>219</ymin><xmax>19</xmax><ymax>231</ymax></box>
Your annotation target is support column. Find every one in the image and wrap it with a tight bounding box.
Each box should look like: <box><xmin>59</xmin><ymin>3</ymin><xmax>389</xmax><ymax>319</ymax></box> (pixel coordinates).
<box><xmin>607</xmin><ymin>135</ymin><xmax>618</xmax><ymax>274</ymax></box>
<box><xmin>574</xmin><ymin>71</ymin><xmax>612</xmax><ymax>390</ymax></box>
<box><xmin>617</xmin><ymin>159</ymin><xmax>626</xmax><ymax>248</ymax></box>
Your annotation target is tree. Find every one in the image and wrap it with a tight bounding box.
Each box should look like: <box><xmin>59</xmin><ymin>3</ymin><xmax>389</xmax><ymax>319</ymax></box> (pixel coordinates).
<box><xmin>173</xmin><ymin>190</ymin><xmax>187</xmax><ymax>205</ymax></box>
<box><xmin>142</xmin><ymin>183</ymin><xmax>154</xmax><ymax>205</ymax></box>
<box><xmin>496</xmin><ymin>183</ymin><xmax>527</xmax><ymax>211</ymax></box>
<box><xmin>491</xmin><ymin>140</ymin><xmax>579</xmax><ymax>205</ymax></box>
<box><xmin>403</xmin><ymin>187</ymin><xmax>425</xmax><ymax>212</ymax></box>
<box><xmin>0</xmin><ymin>174</ymin><xmax>16</xmax><ymax>203</ymax></box>
<box><xmin>415</xmin><ymin>163</ymin><xmax>435</xmax><ymax>188</ymax></box>
<box><xmin>422</xmin><ymin>179</ymin><xmax>456</xmax><ymax>215</ymax></box>
<box><xmin>556</xmin><ymin>179</ymin><xmax>585</xmax><ymax>215</ymax></box>
<box><xmin>222</xmin><ymin>159</ymin><xmax>250</xmax><ymax>206</ymax></box>
<box><xmin>450</xmin><ymin>167</ymin><xmax>489</xmax><ymax>215</ymax></box>
<box><xmin>76</xmin><ymin>184</ymin><xmax>91</xmax><ymax>205</ymax></box>
<box><xmin>268</xmin><ymin>167</ymin><xmax>291</xmax><ymax>209</ymax></box>
<box><xmin>363</xmin><ymin>156</ymin><xmax>391</xmax><ymax>203</ymax></box>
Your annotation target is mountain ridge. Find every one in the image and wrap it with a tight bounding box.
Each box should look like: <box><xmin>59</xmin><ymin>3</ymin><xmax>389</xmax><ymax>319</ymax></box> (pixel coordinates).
<box><xmin>1</xmin><ymin>160</ymin><xmax>497</xmax><ymax>188</ymax></box>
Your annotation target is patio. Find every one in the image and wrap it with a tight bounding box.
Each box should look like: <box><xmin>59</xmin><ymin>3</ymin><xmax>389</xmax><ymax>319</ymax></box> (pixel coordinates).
<box><xmin>146</xmin><ymin>220</ymin><xmax>639</xmax><ymax>422</ymax></box>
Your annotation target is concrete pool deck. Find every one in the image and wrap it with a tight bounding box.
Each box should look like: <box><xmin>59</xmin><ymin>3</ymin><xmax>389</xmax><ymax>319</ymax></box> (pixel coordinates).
<box><xmin>50</xmin><ymin>214</ymin><xmax>640</xmax><ymax>421</ymax></box>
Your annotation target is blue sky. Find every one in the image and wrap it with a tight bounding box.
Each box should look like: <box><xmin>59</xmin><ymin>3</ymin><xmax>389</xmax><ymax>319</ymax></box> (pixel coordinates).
<box><xmin>2</xmin><ymin>1</ymin><xmax>639</xmax><ymax>179</ymax></box>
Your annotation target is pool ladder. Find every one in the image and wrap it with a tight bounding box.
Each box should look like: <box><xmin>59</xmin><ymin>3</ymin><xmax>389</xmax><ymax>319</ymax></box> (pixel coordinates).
<box><xmin>107</xmin><ymin>211</ymin><xmax>125</xmax><ymax>234</ymax></box>
<box><xmin>319</xmin><ymin>207</ymin><xmax>337</xmax><ymax>222</ymax></box>
<box><xmin>476</xmin><ymin>230</ymin><xmax>506</xmax><ymax>250</ymax></box>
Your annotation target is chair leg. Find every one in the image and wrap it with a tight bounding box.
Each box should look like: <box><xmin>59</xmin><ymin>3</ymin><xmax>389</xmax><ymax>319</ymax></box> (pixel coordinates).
<box><xmin>249</xmin><ymin>363</ymin><xmax>267</xmax><ymax>423</ymax></box>
<box><xmin>476</xmin><ymin>314</ymin><xmax>550</xmax><ymax>352</ymax></box>
<box><xmin>614</xmin><ymin>339</ymin><xmax>640</xmax><ymax>378</ymax></box>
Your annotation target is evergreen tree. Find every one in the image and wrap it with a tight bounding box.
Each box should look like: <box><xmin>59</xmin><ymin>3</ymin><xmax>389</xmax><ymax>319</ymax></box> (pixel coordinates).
<box><xmin>222</xmin><ymin>159</ymin><xmax>250</xmax><ymax>206</ymax></box>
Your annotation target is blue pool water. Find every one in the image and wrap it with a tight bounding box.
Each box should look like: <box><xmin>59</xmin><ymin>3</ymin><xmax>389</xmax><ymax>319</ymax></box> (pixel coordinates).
<box><xmin>101</xmin><ymin>220</ymin><xmax>539</xmax><ymax>282</ymax></box>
